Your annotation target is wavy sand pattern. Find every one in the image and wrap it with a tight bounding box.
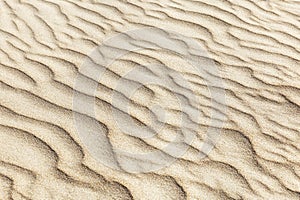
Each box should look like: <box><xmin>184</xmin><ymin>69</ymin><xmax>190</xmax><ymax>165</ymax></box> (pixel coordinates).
<box><xmin>0</xmin><ymin>0</ymin><xmax>300</xmax><ymax>199</ymax></box>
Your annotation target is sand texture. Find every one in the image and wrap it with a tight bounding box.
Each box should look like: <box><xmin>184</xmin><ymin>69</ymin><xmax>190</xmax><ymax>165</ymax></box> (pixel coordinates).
<box><xmin>0</xmin><ymin>0</ymin><xmax>300</xmax><ymax>199</ymax></box>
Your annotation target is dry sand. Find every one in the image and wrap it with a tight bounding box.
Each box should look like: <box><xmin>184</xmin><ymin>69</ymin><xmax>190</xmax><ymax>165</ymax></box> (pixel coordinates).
<box><xmin>0</xmin><ymin>0</ymin><xmax>300</xmax><ymax>199</ymax></box>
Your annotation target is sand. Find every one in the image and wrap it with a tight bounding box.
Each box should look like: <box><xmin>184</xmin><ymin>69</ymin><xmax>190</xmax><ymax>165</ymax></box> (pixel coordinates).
<box><xmin>0</xmin><ymin>0</ymin><xmax>299</xmax><ymax>199</ymax></box>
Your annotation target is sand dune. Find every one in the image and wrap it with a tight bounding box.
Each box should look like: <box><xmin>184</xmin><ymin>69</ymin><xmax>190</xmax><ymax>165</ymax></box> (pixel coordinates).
<box><xmin>0</xmin><ymin>0</ymin><xmax>299</xmax><ymax>199</ymax></box>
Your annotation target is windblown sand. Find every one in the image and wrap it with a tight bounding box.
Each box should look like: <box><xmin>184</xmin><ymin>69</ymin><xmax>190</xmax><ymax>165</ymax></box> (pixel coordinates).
<box><xmin>0</xmin><ymin>0</ymin><xmax>299</xmax><ymax>199</ymax></box>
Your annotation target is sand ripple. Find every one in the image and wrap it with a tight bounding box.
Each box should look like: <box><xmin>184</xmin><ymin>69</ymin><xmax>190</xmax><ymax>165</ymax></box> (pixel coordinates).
<box><xmin>0</xmin><ymin>0</ymin><xmax>299</xmax><ymax>199</ymax></box>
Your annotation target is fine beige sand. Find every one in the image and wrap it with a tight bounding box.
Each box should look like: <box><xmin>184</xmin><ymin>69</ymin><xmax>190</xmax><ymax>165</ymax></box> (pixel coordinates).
<box><xmin>0</xmin><ymin>0</ymin><xmax>300</xmax><ymax>199</ymax></box>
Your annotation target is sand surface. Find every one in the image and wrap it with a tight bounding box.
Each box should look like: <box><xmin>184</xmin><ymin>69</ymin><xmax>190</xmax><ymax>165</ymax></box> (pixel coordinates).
<box><xmin>0</xmin><ymin>0</ymin><xmax>300</xmax><ymax>199</ymax></box>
